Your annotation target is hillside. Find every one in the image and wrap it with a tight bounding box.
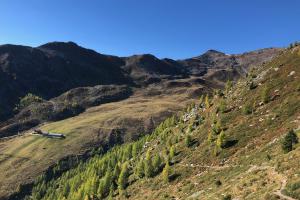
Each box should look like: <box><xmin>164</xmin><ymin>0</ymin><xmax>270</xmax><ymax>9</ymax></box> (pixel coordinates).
<box><xmin>19</xmin><ymin>45</ymin><xmax>300</xmax><ymax>200</ymax></box>
<box><xmin>0</xmin><ymin>42</ymin><xmax>281</xmax><ymax>199</ymax></box>
<box><xmin>0</xmin><ymin>42</ymin><xmax>279</xmax><ymax>122</ymax></box>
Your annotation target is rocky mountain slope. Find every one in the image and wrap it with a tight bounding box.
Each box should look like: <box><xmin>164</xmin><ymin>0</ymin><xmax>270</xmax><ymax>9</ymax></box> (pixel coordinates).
<box><xmin>0</xmin><ymin>42</ymin><xmax>282</xmax><ymax>199</ymax></box>
<box><xmin>21</xmin><ymin>45</ymin><xmax>300</xmax><ymax>200</ymax></box>
<box><xmin>0</xmin><ymin>42</ymin><xmax>280</xmax><ymax>137</ymax></box>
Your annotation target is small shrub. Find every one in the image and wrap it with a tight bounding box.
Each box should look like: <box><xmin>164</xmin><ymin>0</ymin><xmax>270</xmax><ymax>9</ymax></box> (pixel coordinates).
<box><xmin>215</xmin><ymin>179</ymin><xmax>222</xmax><ymax>187</ymax></box>
<box><xmin>223</xmin><ymin>194</ymin><xmax>232</xmax><ymax>200</ymax></box>
<box><xmin>281</xmin><ymin>130</ymin><xmax>298</xmax><ymax>153</ymax></box>
<box><xmin>243</xmin><ymin>104</ymin><xmax>253</xmax><ymax>115</ymax></box>
<box><xmin>249</xmin><ymin>81</ymin><xmax>257</xmax><ymax>90</ymax></box>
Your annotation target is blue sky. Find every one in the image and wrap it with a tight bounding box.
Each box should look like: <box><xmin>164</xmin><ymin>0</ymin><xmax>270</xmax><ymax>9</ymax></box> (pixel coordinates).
<box><xmin>0</xmin><ymin>0</ymin><xmax>299</xmax><ymax>59</ymax></box>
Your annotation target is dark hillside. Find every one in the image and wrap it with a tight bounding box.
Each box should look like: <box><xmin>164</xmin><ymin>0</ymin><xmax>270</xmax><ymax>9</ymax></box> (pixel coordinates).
<box><xmin>0</xmin><ymin>42</ymin><xmax>130</xmax><ymax>120</ymax></box>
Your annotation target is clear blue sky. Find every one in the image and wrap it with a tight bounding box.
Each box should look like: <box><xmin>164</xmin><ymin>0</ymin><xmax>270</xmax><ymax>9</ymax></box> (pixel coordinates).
<box><xmin>0</xmin><ymin>0</ymin><xmax>299</xmax><ymax>59</ymax></box>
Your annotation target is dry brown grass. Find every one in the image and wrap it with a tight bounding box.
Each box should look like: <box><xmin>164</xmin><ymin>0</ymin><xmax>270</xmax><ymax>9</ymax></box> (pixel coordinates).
<box><xmin>0</xmin><ymin>80</ymin><xmax>202</xmax><ymax>198</ymax></box>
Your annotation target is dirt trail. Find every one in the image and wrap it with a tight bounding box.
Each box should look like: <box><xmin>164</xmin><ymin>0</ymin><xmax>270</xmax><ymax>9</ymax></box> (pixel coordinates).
<box><xmin>184</xmin><ymin>163</ymin><xmax>297</xmax><ymax>200</ymax></box>
<box><xmin>274</xmin><ymin>178</ymin><xmax>296</xmax><ymax>200</ymax></box>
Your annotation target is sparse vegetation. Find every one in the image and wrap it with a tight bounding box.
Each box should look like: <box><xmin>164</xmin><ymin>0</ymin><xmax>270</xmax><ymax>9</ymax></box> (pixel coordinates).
<box><xmin>243</xmin><ymin>103</ymin><xmax>253</xmax><ymax>115</ymax></box>
<box><xmin>261</xmin><ymin>86</ymin><xmax>271</xmax><ymax>104</ymax></box>
<box><xmin>15</xmin><ymin>93</ymin><xmax>43</xmax><ymax>111</ymax></box>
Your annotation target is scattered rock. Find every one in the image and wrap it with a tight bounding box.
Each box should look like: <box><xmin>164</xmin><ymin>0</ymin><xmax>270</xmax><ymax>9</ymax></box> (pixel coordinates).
<box><xmin>259</xmin><ymin>118</ymin><xmax>264</xmax><ymax>122</ymax></box>
<box><xmin>288</xmin><ymin>71</ymin><xmax>296</xmax><ymax>76</ymax></box>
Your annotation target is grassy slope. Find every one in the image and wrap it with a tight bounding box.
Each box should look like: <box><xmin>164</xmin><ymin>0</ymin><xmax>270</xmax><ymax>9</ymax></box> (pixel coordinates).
<box><xmin>123</xmin><ymin>47</ymin><xmax>300</xmax><ymax>200</ymax></box>
<box><xmin>25</xmin><ymin>46</ymin><xmax>300</xmax><ymax>200</ymax></box>
<box><xmin>0</xmin><ymin>82</ymin><xmax>202</xmax><ymax>198</ymax></box>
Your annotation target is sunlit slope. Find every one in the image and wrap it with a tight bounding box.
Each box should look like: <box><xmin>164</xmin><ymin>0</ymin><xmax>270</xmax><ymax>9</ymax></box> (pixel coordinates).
<box><xmin>0</xmin><ymin>83</ymin><xmax>202</xmax><ymax>198</ymax></box>
<box><xmin>26</xmin><ymin>46</ymin><xmax>300</xmax><ymax>200</ymax></box>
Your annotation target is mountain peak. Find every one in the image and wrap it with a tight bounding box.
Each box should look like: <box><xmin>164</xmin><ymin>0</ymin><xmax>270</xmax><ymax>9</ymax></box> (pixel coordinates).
<box><xmin>38</xmin><ymin>41</ymin><xmax>79</xmax><ymax>50</ymax></box>
<box><xmin>203</xmin><ymin>49</ymin><xmax>225</xmax><ymax>56</ymax></box>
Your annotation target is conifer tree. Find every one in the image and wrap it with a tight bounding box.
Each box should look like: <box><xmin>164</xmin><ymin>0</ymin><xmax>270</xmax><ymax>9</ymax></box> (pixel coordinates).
<box><xmin>262</xmin><ymin>86</ymin><xmax>270</xmax><ymax>103</ymax></box>
<box><xmin>113</xmin><ymin>163</ymin><xmax>121</xmax><ymax>181</ymax></box>
<box><xmin>108</xmin><ymin>184</ymin><xmax>114</xmax><ymax>200</ymax></box>
<box><xmin>216</xmin><ymin>131</ymin><xmax>226</xmax><ymax>149</ymax></box>
<box><xmin>162</xmin><ymin>162</ymin><xmax>170</xmax><ymax>183</ymax></box>
<box><xmin>144</xmin><ymin>150</ymin><xmax>153</xmax><ymax>178</ymax></box>
<box><xmin>207</xmin><ymin>131</ymin><xmax>213</xmax><ymax>143</ymax></box>
<box><xmin>169</xmin><ymin>146</ymin><xmax>175</xmax><ymax>161</ymax></box>
<box><xmin>199</xmin><ymin>95</ymin><xmax>204</xmax><ymax>107</ymax></box>
<box><xmin>135</xmin><ymin>159</ymin><xmax>144</xmax><ymax>178</ymax></box>
<box><xmin>97</xmin><ymin>181</ymin><xmax>105</xmax><ymax>199</ymax></box>
<box><xmin>117</xmin><ymin>162</ymin><xmax>129</xmax><ymax>192</ymax></box>
<box><xmin>103</xmin><ymin>169</ymin><xmax>113</xmax><ymax>195</ymax></box>
<box><xmin>132</xmin><ymin>143</ymin><xmax>138</xmax><ymax>158</ymax></box>
<box><xmin>185</xmin><ymin>134</ymin><xmax>192</xmax><ymax>147</ymax></box>
<box><xmin>152</xmin><ymin>154</ymin><xmax>162</xmax><ymax>174</ymax></box>
<box><xmin>225</xmin><ymin>80</ymin><xmax>233</xmax><ymax>94</ymax></box>
<box><xmin>205</xmin><ymin>94</ymin><xmax>210</xmax><ymax>108</ymax></box>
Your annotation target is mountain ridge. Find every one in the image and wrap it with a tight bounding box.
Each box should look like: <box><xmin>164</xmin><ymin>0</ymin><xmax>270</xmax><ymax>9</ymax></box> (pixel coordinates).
<box><xmin>0</xmin><ymin>41</ymin><xmax>281</xmax><ymax>122</ymax></box>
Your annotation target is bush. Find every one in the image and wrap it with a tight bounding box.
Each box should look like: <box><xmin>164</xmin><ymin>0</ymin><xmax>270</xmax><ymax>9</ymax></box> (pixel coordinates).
<box><xmin>281</xmin><ymin>130</ymin><xmax>298</xmax><ymax>153</ymax></box>
<box><xmin>215</xmin><ymin>179</ymin><xmax>222</xmax><ymax>187</ymax></box>
<box><xmin>16</xmin><ymin>93</ymin><xmax>44</xmax><ymax>111</ymax></box>
<box><xmin>243</xmin><ymin>104</ymin><xmax>253</xmax><ymax>115</ymax></box>
<box><xmin>222</xmin><ymin>194</ymin><xmax>232</xmax><ymax>200</ymax></box>
<box><xmin>249</xmin><ymin>82</ymin><xmax>257</xmax><ymax>90</ymax></box>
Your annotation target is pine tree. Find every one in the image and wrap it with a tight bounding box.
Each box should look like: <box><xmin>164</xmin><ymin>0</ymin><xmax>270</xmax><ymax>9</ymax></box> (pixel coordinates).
<box><xmin>207</xmin><ymin>131</ymin><xmax>213</xmax><ymax>143</ymax></box>
<box><xmin>205</xmin><ymin>95</ymin><xmax>210</xmax><ymax>109</ymax></box>
<box><xmin>225</xmin><ymin>80</ymin><xmax>233</xmax><ymax>94</ymax></box>
<box><xmin>185</xmin><ymin>134</ymin><xmax>192</xmax><ymax>147</ymax></box>
<box><xmin>262</xmin><ymin>86</ymin><xmax>270</xmax><ymax>103</ymax></box>
<box><xmin>218</xmin><ymin>99</ymin><xmax>227</xmax><ymax>113</ymax></box>
<box><xmin>113</xmin><ymin>163</ymin><xmax>121</xmax><ymax>181</ymax></box>
<box><xmin>199</xmin><ymin>95</ymin><xmax>204</xmax><ymax>107</ymax></box>
<box><xmin>108</xmin><ymin>184</ymin><xmax>114</xmax><ymax>200</ymax></box>
<box><xmin>212</xmin><ymin>119</ymin><xmax>222</xmax><ymax>134</ymax></box>
<box><xmin>117</xmin><ymin>162</ymin><xmax>129</xmax><ymax>192</ymax></box>
<box><xmin>103</xmin><ymin>169</ymin><xmax>113</xmax><ymax>195</ymax></box>
<box><xmin>152</xmin><ymin>154</ymin><xmax>162</xmax><ymax>174</ymax></box>
<box><xmin>162</xmin><ymin>162</ymin><xmax>170</xmax><ymax>183</ymax></box>
<box><xmin>216</xmin><ymin>131</ymin><xmax>226</xmax><ymax>149</ymax></box>
<box><xmin>135</xmin><ymin>159</ymin><xmax>144</xmax><ymax>178</ymax></box>
<box><xmin>169</xmin><ymin>146</ymin><xmax>175</xmax><ymax>161</ymax></box>
<box><xmin>132</xmin><ymin>143</ymin><xmax>138</xmax><ymax>158</ymax></box>
<box><xmin>144</xmin><ymin>150</ymin><xmax>153</xmax><ymax>178</ymax></box>
<box><xmin>97</xmin><ymin>181</ymin><xmax>105</xmax><ymax>199</ymax></box>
